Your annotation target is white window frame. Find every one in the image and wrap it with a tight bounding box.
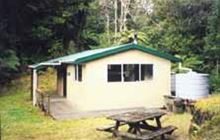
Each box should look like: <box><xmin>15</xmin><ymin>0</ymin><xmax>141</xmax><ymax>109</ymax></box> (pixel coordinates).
<box><xmin>107</xmin><ymin>64</ymin><xmax>122</xmax><ymax>82</ymax></box>
<box><xmin>107</xmin><ymin>63</ymin><xmax>154</xmax><ymax>82</ymax></box>
<box><xmin>75</xmin><ymin>64</ymin><xmax>82</xmax><ymax>82</ymax></box>
<box><xmin>140</xmin><ymin>64</ymin><xmax>154</xmax><ymax>81</ymax></box>
<box><xmin>121</xmin><ymin>64</ymin><xmax>124</xmax><ymax>82</ymax></box>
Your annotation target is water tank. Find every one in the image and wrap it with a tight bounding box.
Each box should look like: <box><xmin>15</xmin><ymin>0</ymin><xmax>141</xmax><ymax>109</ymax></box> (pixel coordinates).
<box><xmin>171</xmin><ymin>71</ymin><xmax>209</xmax><ymax>100</ymax></box>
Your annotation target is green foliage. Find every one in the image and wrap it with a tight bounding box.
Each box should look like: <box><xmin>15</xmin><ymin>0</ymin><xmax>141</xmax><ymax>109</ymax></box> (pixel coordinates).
<box><xmin>115</xmin><ymin>30</ymin><xmax>149</xmax><ymax>45</ymax></box>
<box><xmin>48</xmin><ymin>40</ymin><xmax>66</xmax><ymax>58</ymax></box>
<box><xmin>180</xmin><ymin>55</ymin><xmax>203</xmax><ymax>70</ymax></box>
<box><xmin>195</xmin><ymin>115</ymin><xmax>220</xmax><ymax>140</ymax></box>
<box><xmin>204</xmin><ymin>0</ymin><xmax>220</xmax><ymax>72</ymax></box>
<box><xmin>121</xmin><ymin>0</ymin><xmax>211</xmax><ymax>73</ymax></box>
<box><xmin>172</xmin><ymin>55</ymin><xmax>203</xmax><ymax>72</ymax></box>
<box><xmin>90</xmin><ymin>32</ymin><xmax>114</xmax><ymax>49</ymax></box>
<box><xmin>38</xmin><ymin>68</ymin><xmax>57</xmax><ymax>94</ymax></box>
<box><xmin>210</xmin><ymin>71</ymin><xmax>220</xmax><ymax>92</ymax></box>
<box><xmin>52</xmin><ymin>16</ymin><xmax>66</xmax><ymax>24</ymax></box>
<box><xmin>0</xmin><ymin>47</ymin><xmax>20</xmax><ymax>83</ymax></box>
<box><xmin>32</xmin><ymin>26</ymin><xmax>53</xmax><ymax>40</ymax></box>
<box><xmin>0</xmin><ymin>50</ymin><xmax>19</xmax><ymax>70</ymax></box>
<box><xmin>0</xmin><ymin>0</ymin><xmax>95</xmax><ymax>83</ymax></box>
<box><xmin>201</xmin><ymin>0</ymin><xmax>220</xmax><ymax>92</ymax></box>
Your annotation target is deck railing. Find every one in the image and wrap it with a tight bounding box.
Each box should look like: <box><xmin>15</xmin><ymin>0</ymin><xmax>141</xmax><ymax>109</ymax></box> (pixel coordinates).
<box><xmin>36</xmin><ymin>89</ymin><xmax>51</xmax><ymax>115</ymax></box>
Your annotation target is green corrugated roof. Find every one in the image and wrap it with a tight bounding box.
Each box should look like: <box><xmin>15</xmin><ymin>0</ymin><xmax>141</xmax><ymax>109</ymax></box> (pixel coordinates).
<box><xmin>29</xmin><ymin>43</ymin><xmax>181</xmax><ymax>69</ymax></box>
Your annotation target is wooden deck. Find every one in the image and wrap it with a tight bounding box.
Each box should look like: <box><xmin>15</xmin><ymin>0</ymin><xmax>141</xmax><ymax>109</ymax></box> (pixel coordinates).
<box><xmin>45</xmin><ymin>96</ymin><xmax>163</xmax><ymax>120</ymax></box>
<box><xmin>48</xmin><ymin>97</ymin><xmax>78</xmax><ymax>120</ymax></box>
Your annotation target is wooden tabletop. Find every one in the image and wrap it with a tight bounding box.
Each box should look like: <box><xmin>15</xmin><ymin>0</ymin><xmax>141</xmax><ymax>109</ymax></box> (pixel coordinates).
<box><xmin>107</xmin><ymin>110</ymin><xmax>166</xmax><ymax>123</ymax></box>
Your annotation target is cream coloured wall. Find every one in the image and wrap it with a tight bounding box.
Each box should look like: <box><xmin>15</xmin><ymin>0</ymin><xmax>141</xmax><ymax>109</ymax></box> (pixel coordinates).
<box><xmin>66</xmin><ymin>50</ymin><xmax>171</xmax><ymax>112</ymax></box>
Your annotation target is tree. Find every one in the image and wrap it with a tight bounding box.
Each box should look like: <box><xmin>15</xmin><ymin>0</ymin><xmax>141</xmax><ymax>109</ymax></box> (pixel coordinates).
<box><xmin>0</xmin><ymin>0</ymin><xmax>95</xmax><ymax>84</ymax></box>
<box><xmin>205</xmin><ymin>0</ymin><xmax>220</xmax><ymax>74</ymax></box>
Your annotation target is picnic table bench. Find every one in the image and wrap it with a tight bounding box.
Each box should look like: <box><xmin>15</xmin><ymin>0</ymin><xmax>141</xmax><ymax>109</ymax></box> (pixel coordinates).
<box><xmin>115</xmin><ymin>126</ymin><xmax>177</xmax><ymax>140</ymax></box>
<box><xmin>96</xmin><ymin>122</ymin><xmax>126</xmax><ymax>132</ymax></box>
<box><xmin>97</xmin><ymin>110</ymin><xmax>177</xmax><ymax>140</ymax></box>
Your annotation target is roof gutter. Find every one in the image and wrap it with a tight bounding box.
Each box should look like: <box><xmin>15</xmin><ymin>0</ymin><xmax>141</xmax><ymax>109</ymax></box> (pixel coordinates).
<box><xmin>28</xmin><ymin>62</ymin><xmax>61</xmax><ymax>69</ymax></box>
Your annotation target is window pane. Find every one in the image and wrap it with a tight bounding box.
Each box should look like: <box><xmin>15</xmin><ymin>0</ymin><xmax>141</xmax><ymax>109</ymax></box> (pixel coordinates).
<box><xmin>75</xmin><ymin>65</ymin><xmax>82</xmax><ymax>81</ymax></box>
<box><xmin>78</xmin><ymin>65</ymin><xmax>82</xmax><ymax>81</ymax></box>
<box><xmin>108</xmin><ymin>65</ymin><xmax>121</xmax><ymax>82</ymax></box>
<box><xmin>123</xmin><ymin>64</ymin><xmax>139</xmax><ymax>82</ymax></box>
<box><xmin>74</xmin><ymin>65</ymin><xmax>77</xmax><ymax>80</ymax></box>
<box><xmin>141</xmin><ymin>64</ymin><xmax>153</xmax><ymax>80</ymax></box>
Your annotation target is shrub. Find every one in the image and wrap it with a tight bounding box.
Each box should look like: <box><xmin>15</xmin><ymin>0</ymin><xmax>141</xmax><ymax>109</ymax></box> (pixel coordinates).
<box><xmin>191</xmin><ymin>95</ymin><xmax>220</xmax><ymax>139</ymax></box>
<box><xmin>210</xmin><ymin>70</ymin><xmax>220</xmax><ymax>92</ymax></box>
<box><xmin>193</xmin><ymin>115</ymin><xmax>220</xmax><ymax>140</ymax></box>
<box><xmin>38</xmin><ymin>68</ymin><xmax>57</xmax><ymax>94</ymax></box>
<box><xmin>195</xmin><ymin>95</ymin><xmax>220</xmax><ymax>114</ymax></box>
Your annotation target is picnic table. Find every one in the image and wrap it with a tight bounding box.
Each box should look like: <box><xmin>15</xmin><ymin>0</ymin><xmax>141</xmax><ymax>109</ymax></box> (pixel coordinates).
<box><xmin>97</xmin><ymin>110</ymin><xmax>177</xmax><ymax>140</ymax></box>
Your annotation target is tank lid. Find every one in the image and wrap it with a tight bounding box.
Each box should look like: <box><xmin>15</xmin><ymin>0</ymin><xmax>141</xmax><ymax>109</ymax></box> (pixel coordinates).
<box><xmin>187</xmin><ymin>71</ymin><xmax>209</xmax><ymax>76</ymax></box>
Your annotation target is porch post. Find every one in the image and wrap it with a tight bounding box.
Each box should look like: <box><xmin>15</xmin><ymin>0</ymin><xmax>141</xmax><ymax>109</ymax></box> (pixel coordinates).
<box><xmin>31</xmin><ymin>69</ymin><xmax>38</xmax><ymax>106</ymax></box>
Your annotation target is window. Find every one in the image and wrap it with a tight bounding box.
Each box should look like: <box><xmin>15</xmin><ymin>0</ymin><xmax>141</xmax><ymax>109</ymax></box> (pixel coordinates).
<box><xmin>75</xmin><ymin>65</ymin><xmax>82</xmax><ymax>81</ymax></box>
<box><xmin>141</xmin><ymin>64</ymin><xmax>153</xmax><ymax>80</ymax></box>
<box><xmin>123</xmin><ymin>64</ymin><xmax>139</xmax><ymax>82</ymax></box>
<box><xmin>107</xmin><ymin>64</ymin><xmax>153</xmax><ymax>82</ymax></box>
<box><xmin>78</xmin><ymin>65</ymin><xmax>82</xmax><ymax>81</ymax></box>
<box><xmin>108</xmin><ymin>65</ymin><xmax>122</xmax><ymax>82</ymax></box>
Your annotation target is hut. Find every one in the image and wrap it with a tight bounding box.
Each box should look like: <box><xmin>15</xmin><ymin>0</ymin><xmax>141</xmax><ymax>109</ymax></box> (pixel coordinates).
<box><xmin>29</xmin><ymin>43</ymin><xmax>181</xmax><ymax>112</ymax></box>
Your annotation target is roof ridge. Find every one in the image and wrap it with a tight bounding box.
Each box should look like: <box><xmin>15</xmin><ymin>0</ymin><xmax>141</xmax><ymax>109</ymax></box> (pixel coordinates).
<box><xmin>61</xmin><ymin>43</ymin><xmax>133</xmax><ymax>62</ymax></box>
<box><xmin>74</xmin><ymin>44</ymin><xmax>181</xmax><ymax>64</ymax></box>
<box><xmin>55</xmin><ymin>43</ymin><xmax>134</xmax><ymax>60</ymax></box>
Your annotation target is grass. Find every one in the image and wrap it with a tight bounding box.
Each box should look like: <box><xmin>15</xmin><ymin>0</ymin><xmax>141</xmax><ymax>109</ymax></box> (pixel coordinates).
<box><xmin>192</xmin><ymin>94</ymin><xmax>220</xmax><ymax>140</ymax></box>
<box><xmin>162</xmin><ymin>113</ymin><xmax>192</xmax><ymax>140</ymax></box>
<box><xmin>0</xmin><ymin>70</ymin><xmax>192</xmax><ymax>140</ymax></box>
<box><xmin>193</xmin><ymin>115</ymin><xmax>220</xmax><ymax>140</ymax></box>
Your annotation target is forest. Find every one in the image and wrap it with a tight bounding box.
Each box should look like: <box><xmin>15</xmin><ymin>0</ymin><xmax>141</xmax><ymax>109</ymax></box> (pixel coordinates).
<box><xmin>0</xmin><ymin>0</ymin><xmax>219</xmax><ymax>91</ymax></box>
